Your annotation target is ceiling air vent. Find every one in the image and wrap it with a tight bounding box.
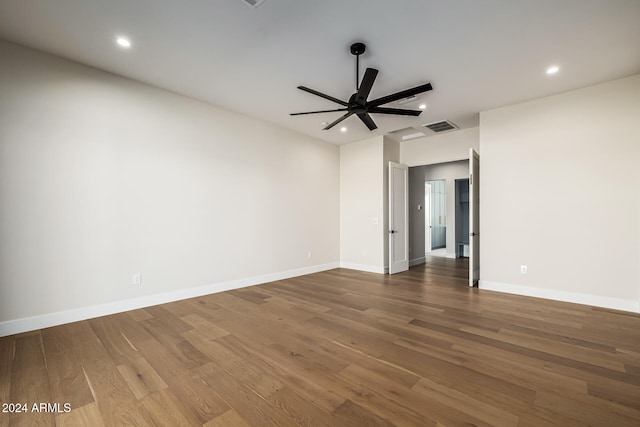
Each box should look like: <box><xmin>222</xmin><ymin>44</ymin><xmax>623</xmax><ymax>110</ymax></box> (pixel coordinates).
<box><xmin>423</xmin><ymin>120</ymin><xmax>458</xmax><ymax>133</ymax></box>
<box><xmin>240</xmin><ymin>0</ymin><xmax>265</xmax><ymax>8</ymax></box>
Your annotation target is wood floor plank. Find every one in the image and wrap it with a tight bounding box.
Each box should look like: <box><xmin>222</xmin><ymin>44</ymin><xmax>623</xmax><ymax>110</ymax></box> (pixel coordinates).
<box><xmin>116</xmin><ymin>356</ymin><xmax>168</xmax><ymax>400</ymax></box>
<box><xmin>143</xmin><ymin>305</ymin><xmax>193</xmax><ymax>334</ymax></box>
<box><xmin>259</xmin><ymin>296</ymin><xmax>326</xmax><ymax>323</ymax></box>
<box><xmin>0</xmin><ymin>335</ymin><xmax>15</xmax><ymax>427</ymax></box>
<box><xmin>213</xmin><ymin>334</ymin><xmax>347</xmax><ymax>413</ymax></box>
<box><xmin>331</xmin><ymin>369</ymin><xmax>435</xmax><ymax>427</ymax></box>
<box><xmin>482</xmin><ymin>326</ymin><xmax>627</xmax><ymax>371</ymax></box>
<box><xmin>54</xmin><ymin>402</ymin><xmax>104</xmax><ymax>427</ymax></box>
<box><xmin>452</xmin><ymin>341</ymin><xmax>589</xmax><ymax>396</ymax></box>
<box><xmin>88</xmin><ymin>317</ymin><xmax>142</xmax><ymax>366</ymax></box>
<box><xmin>410</xmin><ymin>316</ymin><xmax>639</xmax><ymax>386</ymax></box>
<box><xmin>534</xmin><ymin>389</ymin><xmax>640</xmax><ymax>426</ymax></box>
<box><xmin>258</xmin><ymin>288</ymin><xmax>333</xmax><ymax>315</ymax></box>
<box><xmin>167</xmin><ymin>375</ymin><xmax>231</xmax><ymax>424</ymax></box>
<box><xmin>411</xmin><ymin>376</ymin><xmax>520</xmax><ymax>426</ymax></box>
<box><xmin>228</xmin><ymin>288</ymin><xmax>271</xmax><ymax>305</ymax></box>
<box><xmin>137</xmin><ymin>322</ymin><xmax>211</xmax><ymax>372</ymax></box>
<box><xmin>185</xmin><ymin>337</ymin><xmax>284</xmax><ymax>399</ymax></box>
<box><xmin>78</xmin><ymin>335</ymin><xmax>154</xmax><ymax>427</ymax></box>
<box><xmin>135</xmin><ymin>337</ymin><xmax>191</xmax><ymax>387</ymax></box>
<box><xmin>332</xmin><ymin>399</ymin><xmax>401</xmax><ymax>427</ymax></box>
<box><xmin>41</xmin><ymin>327</ymin><xmax>94</xmax><ymax>410</ymax></box>
<box><xmin>140</xmin><ymin>388</ymin><xmax>200</xmax><ymax>427</ymax></box>
<box><xmin>314</xmin><ymin>315</ymin><xmax>539</xmax><ymax>404</ymax></box>
<box><xmin>203</xmin><ymin>409</ymin><xmax>251</xmax><ymax>427</ymax></box>
<box><xmin>179</xmin><ymin>313</ymin><xmax>230</xmax><ymax>340</ymax></box>
<box><xmin>194</xmin><ymin>362</ymin><xmax>299</xmax><ymax>426</ymax></box>
<box><xmin>8</xmin><ymin>333</ymin><xmax>54</xmax><ymax>426</ymax></box>
<box><xmin>4</xmin><ymin>255</ymin><xmax>640</xmax><ymax>426</ymax></box>
<box><xmin>212</xmin><ymin>334</ymin><xmax>428</xmax><ymax>426</ymax></box>
<box><xmin>587</xmin><ymin>379</ymin><xmax>640</xmax><ymax>411</ymax></box>
<box><xmin>263</xmin><ymin>387</ymin><xmax>336</xmax><ymax>427</ymax></box>
<box><xmin>126</xmin><ymin>308</ymin><xmax>153</xmax><ymax>322</ymax></box>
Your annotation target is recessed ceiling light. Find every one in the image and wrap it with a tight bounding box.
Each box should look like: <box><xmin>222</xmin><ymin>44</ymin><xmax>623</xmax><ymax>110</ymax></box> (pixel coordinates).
<box><xmin>418</xmin><ymin>104</ymin><xmax>427</xmax><ymax>110</ymax></box>
<box><xmin>340</xmin><ymin>127</ymin><xmax>347</xmax><ymax>132</ymax></box>
<box><xmin>546</xmin><ymin>65</ymin><xmax>559</xmax><ymax>75</ymax></box>
<box><xmin>116</xmin><ymin>37</ymin><xmax>131</xmax><ymax>48</ymax></box>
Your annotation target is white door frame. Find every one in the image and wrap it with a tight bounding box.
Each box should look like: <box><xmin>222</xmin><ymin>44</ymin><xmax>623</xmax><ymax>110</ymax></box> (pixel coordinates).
<box><xmin>469</xmin><ymin>148</ymin><xmax>480</xmax><ymax>287</ymax></box>
<box><xmin>389</xmin><ymin>162</ymin><xmax>409</xmax><ymax>274</ymax></box>
<box><xmin>425</xmin><ymin>182</ymin><xmax>432</xmax><ymax>254</ymax></box>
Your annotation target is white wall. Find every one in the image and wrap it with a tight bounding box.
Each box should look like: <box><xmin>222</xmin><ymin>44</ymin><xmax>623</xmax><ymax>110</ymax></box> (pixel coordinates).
<box><xmin>0</xmin><ymin>41</ymin><xmax>340</xmax><ymax>334</ymax></box>
<box><xmin>339</xmin><ymin>136</ymin><xmax>385</xmax><ymax>273</ymax></box>
<box><xmin>401</xmin><ymin>127</ymin><xmax>479</xmax><ymax>166</ymax></box>
<box><xmin>480</xmin><ymin>74</ymin><xmax>640</xmax><ymax>312</ymax></box>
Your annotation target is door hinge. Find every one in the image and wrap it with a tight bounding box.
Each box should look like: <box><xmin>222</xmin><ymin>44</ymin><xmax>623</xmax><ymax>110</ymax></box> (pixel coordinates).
<box><xmin>469</xmin><ymin>174</ymin><xmax>473</xmax><ymax>185</ymax></box>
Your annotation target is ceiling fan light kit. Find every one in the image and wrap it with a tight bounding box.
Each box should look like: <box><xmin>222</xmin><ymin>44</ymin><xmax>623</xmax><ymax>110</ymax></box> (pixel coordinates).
<box><xmin>291</xmin><ymin>42</ymin><xmax>433</xmax><ymax>131</ymax></box>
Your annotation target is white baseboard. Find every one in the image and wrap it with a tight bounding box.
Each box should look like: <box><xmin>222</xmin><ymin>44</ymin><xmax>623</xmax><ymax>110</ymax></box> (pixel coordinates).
<box><xmin>0</xmin><ymin>262</ymin><xmax>340</xmax><ymax>337</ymax></box>
<box><xmin>409</xmin><ymin>257</ymin><xmax>426</xmax><ymax>267</ymax></box>
<box><xmin>339</xmin><ymin>262</ymin><xmax>385</xmax><ymax>274</ymax></box>
<box><xmin>479</xmin><ymin>280</ymin><xmax>640</xmax><ymax>313</ymax></box>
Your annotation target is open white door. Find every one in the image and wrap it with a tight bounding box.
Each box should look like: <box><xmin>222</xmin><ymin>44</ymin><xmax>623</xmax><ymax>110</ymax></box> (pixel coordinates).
<box><xmin>425</xmin><ymin>182</ymin><xmax>432</xmax><ymax>254</ymax></box>
<box><xmin>469</xmin><ymin>148</ymin><xmax>480</xmax><ymax>287</ymax></box>
<box><xmin>389</xmin><ymin>162</ymin><xmax>409</xmax><ymax>274</ymax></box>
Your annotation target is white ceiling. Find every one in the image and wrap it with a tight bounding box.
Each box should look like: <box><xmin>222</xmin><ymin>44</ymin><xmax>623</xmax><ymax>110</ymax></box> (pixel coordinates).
<box><xmin>1</xmin><ymin>0</ymin><xmax>639</xmax><ymax>144</ymax></box>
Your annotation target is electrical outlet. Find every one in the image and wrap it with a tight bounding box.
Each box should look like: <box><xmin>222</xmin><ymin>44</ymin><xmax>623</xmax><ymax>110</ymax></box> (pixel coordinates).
<box><xmin>132</xmin><ymin>273</ymin><xmax>141</xmax><ymax>285</ymax></box>
<box><xmin>372</xmin><ymin>217</ymin><xmax>378</xmax><ymax>225</ymax></box>
<box><xmin>520</xmin><ymin>265</ymin><xmax>528</xmax><ymax>274</ymax></box>
<box><xmin>307</xmin><ymin>251</ymin><xmax>312</xmax><ymax>259</ymax></box>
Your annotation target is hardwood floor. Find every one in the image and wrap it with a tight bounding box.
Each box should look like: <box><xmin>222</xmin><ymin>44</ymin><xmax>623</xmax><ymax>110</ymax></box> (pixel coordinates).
<box><xmin>2</xmin><ymin>257</ymin><xmax>640</xmax><ymax>426</ymax></box>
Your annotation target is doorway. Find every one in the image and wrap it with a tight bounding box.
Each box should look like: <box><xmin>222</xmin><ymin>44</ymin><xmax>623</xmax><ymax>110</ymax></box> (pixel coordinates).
<box><xmin>425</xmin><ymin>179</ymin><xmax>446</xmax><ymax>255</ymax></box>
<box><xmin>407</xmin><ymin>158</ymin><xmax>476</xmax><ymax>284</ymax></box>
<box><xmin>454</xmin><ymin>178</ymin><xmax>470</xmax><ymax>258</ymax></box>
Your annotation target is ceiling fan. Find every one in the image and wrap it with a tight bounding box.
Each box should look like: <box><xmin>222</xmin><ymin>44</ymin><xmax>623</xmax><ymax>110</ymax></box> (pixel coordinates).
<box><xmin>291</xmin><ymin>42</ymin><xmax>433</xmax><ymax>131</ymax></box>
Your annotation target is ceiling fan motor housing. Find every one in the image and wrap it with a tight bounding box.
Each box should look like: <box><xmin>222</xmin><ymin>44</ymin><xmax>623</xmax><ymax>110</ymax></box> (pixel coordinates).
<box><xmin>350</xmin><ymin>42</ymin><xmax>366</xmax><ymax>56</ymax></box>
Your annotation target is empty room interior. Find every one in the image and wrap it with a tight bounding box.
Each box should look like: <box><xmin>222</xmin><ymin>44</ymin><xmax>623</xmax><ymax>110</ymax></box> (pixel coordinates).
<box><xmin>1</xmin><ymin>1</ymin><xmax>640</xmax><ymax>426</ymax></box>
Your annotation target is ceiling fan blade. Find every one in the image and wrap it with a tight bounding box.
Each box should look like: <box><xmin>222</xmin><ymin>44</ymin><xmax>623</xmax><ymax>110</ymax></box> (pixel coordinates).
<box><xmin>356</xmin><ymin>68</ymin><xmax>379</xmax><ymax>104</ymax></box>
<box><xmin>297</xmin><ymin>86</ymin><xmax>348</xmax><ymax>106</ymax></box>
<box><xmin>357</xmin><ymin>113</ymin><xmax>378</xmax><ymax>130</ymax></box>
<box><xmin>323</xmin><ymin>112</ymin><xmax>353</xmax><ymax>130</ymax></box>
<box><xmin>290</xmin><ymin>108</ymin><xmax>348</xmax><ymax>116</ymax></box>
<box><xmin>368</xmin><ymin>83</ymin><xmax>433</xmax><ymax>108</ymax></box>
<box><xmin>368</xmin><ymin>107</ymin><xmax>422</xmax><ymax>116</ymax></box>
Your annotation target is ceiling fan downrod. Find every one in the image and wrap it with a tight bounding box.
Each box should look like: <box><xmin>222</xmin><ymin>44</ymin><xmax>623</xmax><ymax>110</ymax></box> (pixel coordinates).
<box><xmin>350</xmin><ymin>42</ymin><xmax>366</xmax><ymax>91</ymax></box>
